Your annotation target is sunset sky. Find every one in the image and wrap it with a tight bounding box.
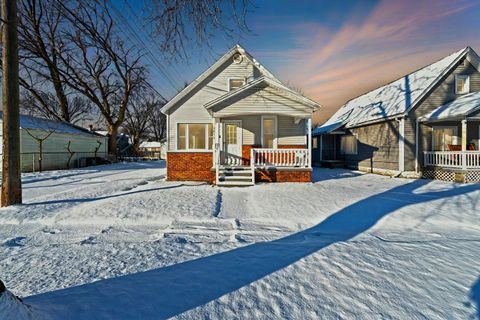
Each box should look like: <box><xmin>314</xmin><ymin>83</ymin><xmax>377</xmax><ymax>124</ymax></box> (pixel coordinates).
<box><xmin>126</xmin><ymin>0</ymin><xmax>480</xmax><ymax>125</ymax></box>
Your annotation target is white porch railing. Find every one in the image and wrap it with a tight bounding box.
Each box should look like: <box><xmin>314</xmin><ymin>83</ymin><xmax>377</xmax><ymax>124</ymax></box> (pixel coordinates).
<box><xmin>424</xmin><ymin>151</ymin><xmax>480</xmax><ymax>169</ymax></box>
<box><xmin>251</xmin><ymin>148</ymin><xmax>309</xmax><ymax>168</ymax></box>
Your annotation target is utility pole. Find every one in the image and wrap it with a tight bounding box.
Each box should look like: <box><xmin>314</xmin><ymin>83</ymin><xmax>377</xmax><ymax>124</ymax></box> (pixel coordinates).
<box><xmin>1</xmin><ymin>0</ymin><xmax>22</xmax><ymax>206</ymax></box>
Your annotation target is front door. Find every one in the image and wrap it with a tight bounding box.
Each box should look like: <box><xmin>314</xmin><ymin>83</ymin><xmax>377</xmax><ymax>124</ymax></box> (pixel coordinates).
<box><xmin>223</xmin><ymin>120</ymin><xmax>242</xmax><ymax>166</ymax></box>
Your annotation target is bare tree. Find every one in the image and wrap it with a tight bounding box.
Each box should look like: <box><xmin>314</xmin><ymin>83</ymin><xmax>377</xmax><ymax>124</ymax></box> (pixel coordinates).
<box><xmin>56</xmin><ymin>1</ymin><xmax>146</xmax><ymax>156</ymax></box>
<box><xmin>65</xmin><ymin>141</ymin><xmax>75</xmax><ymax>169</ymax></box>
<box><xmin>146</xmin><ymin>0</ymin><xmax>250</xmax><ymax>57</ymax></box>
<box><xmin>25</xmin><ymin>127</ymin><xmax>56</xmax><ymax>172</ymax></box>
<box><xmin>123</xmin><ymin>90</ymin><xmax>161</xmax><ymax>154</ymax></box>
<box><xmin>1</xmin><ymin>0</ymin><xmax>23</xmax><ymax>206</ymax></box>
<box><xmin>16</xmin><ymin>0</ymin><xmax>84</xmax><ymax>123</ymax></box>
<box><xmin>148</xmin><ymin>98</ymin><xmax>167</xmax><ymax>142</ymax></box>
<box><xmin>94</xmin><ymin>140</ymin><xmax>103</xmax><ymax>158</ymax></box>
<box><xmin>20</xmin><ymin>91</ymin><xmax>91</xmax><ymax>123</ymax></box>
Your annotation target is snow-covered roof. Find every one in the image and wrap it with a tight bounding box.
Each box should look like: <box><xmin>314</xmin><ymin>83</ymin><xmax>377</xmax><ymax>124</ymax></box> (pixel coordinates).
<box><xmin>204</xmin><ymin>76</ymin><xmax>320</xmax><ymax>112</ymax></box>
<box><xmin>0</xmin><ymin>112</ymin><xmax>100</xmax><ymax>137</ymax></box>
<box><xmin>420</xmin><ymin>91</ymin><xmax>480</xmax><ymax>121</ymax></box>
<box><xmin>161</xmin><ymin>44</ymin><xmax>279</xmax><ymax>114</ymax></box>
<box><xmin>315</xmin><ymin>47</ymin><xmax>480</xmax><ymax>134</ymax></box>
<box><xmin>139</xmin><ymin>141</ymin><xmax>163</xmax><ymax>148</ymax></box>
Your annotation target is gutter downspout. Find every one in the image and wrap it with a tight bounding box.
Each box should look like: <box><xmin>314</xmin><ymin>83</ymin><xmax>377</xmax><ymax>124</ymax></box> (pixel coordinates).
<box><xmin>415</xmin><ymin>119</ymin><xmax>419</xmax><ymax>174</ymax></box>
<box><xmin>396</xmin><ymin>117</ymin><xmax>405</xmax><ymax>176</ymax></box>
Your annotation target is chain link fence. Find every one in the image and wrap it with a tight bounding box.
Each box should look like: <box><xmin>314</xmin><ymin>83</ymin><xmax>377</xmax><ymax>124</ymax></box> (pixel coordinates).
<box><xmin>0</xmin><ymin>151</ymin><xmax>110</xmax><ymax>172</ymax></box>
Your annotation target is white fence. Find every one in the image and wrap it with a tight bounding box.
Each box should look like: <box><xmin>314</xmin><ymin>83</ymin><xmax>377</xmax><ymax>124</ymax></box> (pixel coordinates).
<box><xmin>424</xmin><ymin>151</ymin><xmax>480</xmax><ymax>169</ymax></box>
<box><xmin>251</xmin><ymin>148</ymin><xmax>309</xmax><ymax>168</ymax></box>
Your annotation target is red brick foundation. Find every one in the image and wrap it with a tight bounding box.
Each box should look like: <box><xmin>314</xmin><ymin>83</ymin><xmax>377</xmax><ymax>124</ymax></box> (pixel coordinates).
<box><xmin>255</xmin><ymin>168</ymin><xmax>312</xmax><ymax>183</ymax></box>
<box><xmin>167</xmin><ymin>152</ymin><xmax>213</xmax><ymax>182</ymax></box>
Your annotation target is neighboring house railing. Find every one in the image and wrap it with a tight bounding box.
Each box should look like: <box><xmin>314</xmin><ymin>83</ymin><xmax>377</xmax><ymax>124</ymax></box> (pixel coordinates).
<box><xmin>424</xmin><ymin>151</ymin><xmax>480</xmax><ymax>169</ymax></box>
<box><xmin>251</xmin><ymin>148</ymin><xmax>309</xmax><ymax>168</ymax></box>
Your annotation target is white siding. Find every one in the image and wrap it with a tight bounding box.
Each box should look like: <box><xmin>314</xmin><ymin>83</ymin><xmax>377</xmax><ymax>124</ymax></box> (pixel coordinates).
<box><xmin>212</xmin><ymin>86</ymin><xmax>312</xmax><ymax>117</ymax></box>
<box><xmin>278</xmin><ymin>116</ymin><xmax>306</xmax><ymax>145</ymax></box>
<box><xmin>167</xmin><ymin>59</ymin><xmax>259</xmax><ymax>150</ymax></box>
<box><xmin>222</xmin><ymin>115</ymin><xmax>306</xmax><ymax>146</ymax></box>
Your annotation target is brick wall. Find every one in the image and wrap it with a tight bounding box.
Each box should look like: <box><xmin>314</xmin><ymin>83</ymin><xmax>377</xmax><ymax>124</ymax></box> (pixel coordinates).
<box><xmin>255</xmin><ymin>169</ymin><xmax>311</xmax><ymax>183</ymax></box>
<box><xmin>167</xmin><ymin>152</ymin><xmax>213</xmax><ymax>182</ymax></box>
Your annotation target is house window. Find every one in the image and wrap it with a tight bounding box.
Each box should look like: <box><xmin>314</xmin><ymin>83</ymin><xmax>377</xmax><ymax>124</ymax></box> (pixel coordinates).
<box><xmin>262</xmin><ymin>116</ymin><xmax>276</xmax><ymax>148</ymax></box>
<box><xmin>312</xmin><ymin>137</ymin><xmax>318</xmax><ymax>149</ymax></box>
<box><xmin>455</xmin><ymin>75</ymin><xmax>470</xmax><ymax>94</ymax></box>
<box><xmin>229</xmin><ymin>79</ymin><xmax>244</xmax><ymax>91</ymax></box>
<box><xmin>177</xmin><ymin>123</ymin><xmax>213</xmax><ymax>150</ymax></box>
<box><xmin>340</xmin><ymin>135</ymin><xmax>357</xmax><ymax>155</ymax></box>
<box><xmin>432</xmin><ymin>126</ymin><xmax>457</xmax><ymax>151</ymax></box>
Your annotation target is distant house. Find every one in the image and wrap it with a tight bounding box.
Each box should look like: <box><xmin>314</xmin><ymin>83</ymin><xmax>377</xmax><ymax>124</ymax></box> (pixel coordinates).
<box><xmin>0</xmin><ymin>113</ymin><xmax>108</xmax><ymax>172</ymax></box>
<box><xmin>139</xmin><ymin>141</ymin><xmax>165</xmax><ymax>159</ymax></box>
<box><xmin>313</xmin><ymin>46</ymin><xmax>480</xmax><ymax>183</ymax></box>
<box><xmin>161</xmin><ymin>44</ymin><xmax>319</xmax><ymax>186</ymax></box>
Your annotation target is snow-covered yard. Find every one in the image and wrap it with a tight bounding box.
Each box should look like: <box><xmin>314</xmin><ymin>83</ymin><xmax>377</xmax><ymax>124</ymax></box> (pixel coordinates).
<box><xmin>0</xmin><ymin>161</ymin><xmax>479</xmax><ymax>319</ymax></box>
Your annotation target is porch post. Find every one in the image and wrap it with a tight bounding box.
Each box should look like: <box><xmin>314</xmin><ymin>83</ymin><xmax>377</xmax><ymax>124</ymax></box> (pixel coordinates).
<box><xmin>307</xmin><ymin>118</ymin><xmax>312</xmax><ymax>168</ymax></box>
<box><xmin>461</xmin><ymin>119</ymin><xmax>467</xmax><ymax>170</ymax></box>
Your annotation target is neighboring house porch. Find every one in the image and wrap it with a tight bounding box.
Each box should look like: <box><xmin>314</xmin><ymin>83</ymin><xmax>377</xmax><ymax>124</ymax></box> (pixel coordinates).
<box><xmin>418</xmin><ymin>91</ymin><xmax>480</xmax><ymax>182</ymax></box>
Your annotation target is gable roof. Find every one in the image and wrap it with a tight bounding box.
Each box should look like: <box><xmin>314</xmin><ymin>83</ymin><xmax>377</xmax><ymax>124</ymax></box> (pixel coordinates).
<box><xmin>161</xmin><ymin>44</ymin><xmax>280</xmax><ymax>114</ymax></box>
<box><xmin>0</xmin><ymin>112</ymin><xmax>102</xmax><ymax>137</ymax></box>
<box><xmin>204</xmin><ymin>76</ymin><xmax>320</xmax><ymax>112</ymax></box>
<box><xmin>314</xmin><ymin>47</ymin><xmax>480</xmax><ymax>135</ymax></box>
<box><xmin>420</xmin><ymin>91</ymin><xmax>480</xmax><ymax>122</ymax></box>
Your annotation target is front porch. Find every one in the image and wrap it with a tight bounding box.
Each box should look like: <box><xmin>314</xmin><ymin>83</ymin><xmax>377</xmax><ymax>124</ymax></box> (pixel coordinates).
<box><xmin>212</xmin><ymin>117</ymin><xmax>313</xmax><ymax>186</ymax></box>
<box><xmin>419</xmin><ymin>98</ymin><xmax>480</xmax><ymax>182</ymax></box>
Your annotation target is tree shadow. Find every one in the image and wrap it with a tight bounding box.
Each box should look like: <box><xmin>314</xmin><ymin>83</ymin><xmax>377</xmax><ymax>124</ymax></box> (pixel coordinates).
<box><xmin>26</xmin><ymin>180</ymin><xmax>480</xmax><ymax>319</ymax></box>
<box><xmin>25</xmin><ymin>182</ymin><xmax>198</xmax><ymax>206</ymax></box>
<box><xmin>471</xmin><ymin>278</ymin><xmax>480</xmax><ymax>319</ymax></box>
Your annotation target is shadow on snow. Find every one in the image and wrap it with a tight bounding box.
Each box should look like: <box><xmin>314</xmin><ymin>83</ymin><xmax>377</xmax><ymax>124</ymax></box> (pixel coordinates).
<box><xmin>471</xmin><ymin>278</ymin><xmax>480</xmax><ymax>319</ymax></box>
<box><xmin>26</xmin><ymin>179</ymin><xmax>480</xmax><ymax>319</ymax></box>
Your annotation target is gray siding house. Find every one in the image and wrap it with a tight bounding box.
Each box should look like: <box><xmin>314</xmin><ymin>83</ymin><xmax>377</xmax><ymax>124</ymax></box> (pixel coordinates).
<box><xmin>313</xmin><ymin>46</ymin><xmax>480</xmax><ymax>183</ymax></box>
<box><xmin>161</xmin><ymin>45</ymin><xmax>320</xmax><ymax>186</ymax></box>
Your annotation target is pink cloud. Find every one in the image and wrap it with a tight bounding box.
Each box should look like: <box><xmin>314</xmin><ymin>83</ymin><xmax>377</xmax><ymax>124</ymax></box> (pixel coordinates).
<box><xmin>269</xmin><ymin>0</ymin><xmax>480</xmax><ymax>124</ymax></box>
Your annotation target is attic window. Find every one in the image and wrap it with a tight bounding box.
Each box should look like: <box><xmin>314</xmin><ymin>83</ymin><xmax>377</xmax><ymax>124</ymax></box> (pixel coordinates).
<box><xmin>229</xmin><ymin>79</ymin><xmax>244</xmax><ymax>91</ymax></box>
<box><xmin>455</xmin><ymin>75</ymin><xmax>470</xmax><ymax>94</ymax></box>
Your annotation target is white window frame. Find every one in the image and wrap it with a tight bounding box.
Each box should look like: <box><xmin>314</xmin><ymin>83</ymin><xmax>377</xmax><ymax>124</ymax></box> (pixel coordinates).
<box><xmin>340</xmin><ymin>135</ymin><xmax>358</xmax><ymax>155</ymax></box>
<box><xmin>228</xmin><ymin>78</ymin><xmax>245</xmax><ymax>91</ymax></box>
<box><xmin>455</xmin><ymin>75</ymin><xmax>470</xmax><ymax>94</ymax></box>
<box><xmin>432</xmin><ymin>126</ymin><xmax>458</xmax><ymax>151</ymax></box>
<box><xmin>261</xmin><ymin>115</ymin><xmax>277</xmax><ymax>149</ymax></box>
<box><xmin>175</xmin><ymin>121</ymin><xmax>213</xmax><ymax>152</ymax></box>
<box><xmin>312</xmin><ymin>137</ymin><xmax>318</xmax><ymax>149</ymax></box>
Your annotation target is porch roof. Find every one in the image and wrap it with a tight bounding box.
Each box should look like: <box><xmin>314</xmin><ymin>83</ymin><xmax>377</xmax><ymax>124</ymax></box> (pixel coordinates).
<box><xmin>419</xmin><ymin>91</ymin><xmax>480</xmax><ymax>122</ymax></box>
<box><xmin>204</xmin><ymin>77</ymin><xmax>320</xmax><ymax>117</ymax></box>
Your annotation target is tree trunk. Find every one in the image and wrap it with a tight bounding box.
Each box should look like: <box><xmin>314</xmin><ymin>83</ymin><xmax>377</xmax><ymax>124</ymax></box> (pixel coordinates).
<box><xmin>1</xmin><ymin>0</ymin><xmax>22</xmax><ymax>206</ymax></box>
<box><xmin>108</xmin><ymin>124</ymin><xmax>118</xmax><ymax>157</ymax></box>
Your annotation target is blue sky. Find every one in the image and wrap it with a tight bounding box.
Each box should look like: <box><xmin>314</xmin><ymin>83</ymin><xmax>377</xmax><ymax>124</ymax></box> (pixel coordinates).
<box><xmin>121</xmin><ymin>0</ymin><xmax>480</xmax><ymax>124</ymax></box>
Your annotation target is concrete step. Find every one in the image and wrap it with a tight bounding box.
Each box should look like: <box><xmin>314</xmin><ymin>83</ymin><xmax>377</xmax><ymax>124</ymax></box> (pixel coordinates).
<box><xmin>216</xmin><ymin>180</ymin><xmax>254</xmax><ymax>187</ymax></box>
<box><xmin>220</xmin><ymin>175</ymin><xmax>253</xmax><ymax>182</ymax></box>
